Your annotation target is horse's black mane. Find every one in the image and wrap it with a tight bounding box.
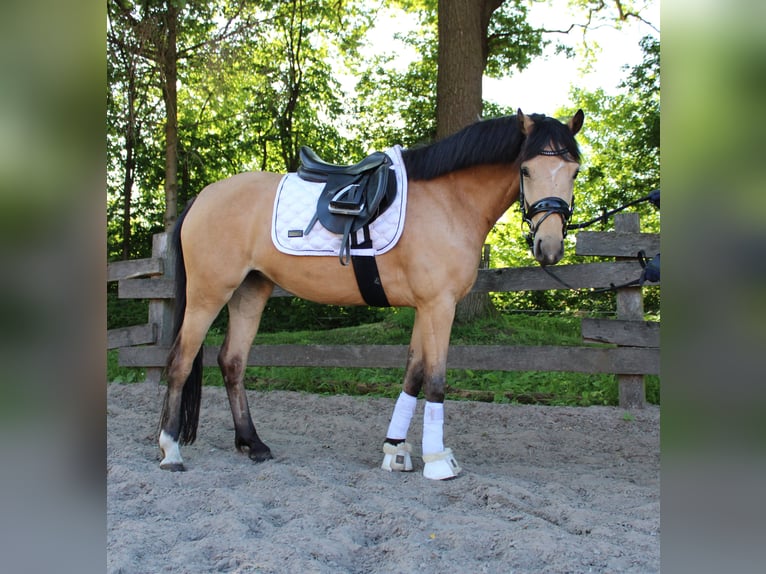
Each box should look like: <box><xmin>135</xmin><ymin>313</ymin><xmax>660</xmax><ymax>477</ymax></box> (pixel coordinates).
<box><xmin>401</xmin><ymin>113</ymin><xmax>580</xmax><ymax>181</ymax></box>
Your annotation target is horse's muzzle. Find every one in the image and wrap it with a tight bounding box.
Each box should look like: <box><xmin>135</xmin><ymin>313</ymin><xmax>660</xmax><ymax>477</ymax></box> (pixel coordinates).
<box><xmin>534</xmin><ymin>236</ymin><xmax>564</xmax><ymax>266</ymax></box>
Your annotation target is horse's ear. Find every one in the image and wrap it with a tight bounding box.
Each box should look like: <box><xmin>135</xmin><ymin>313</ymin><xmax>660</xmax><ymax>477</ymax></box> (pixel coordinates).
<box><xmin>517</xmin><ymin>108</ymin><xmax>535</xmax><ymax>135</ymax></box>
<box><xmin>568</xmin><ymin>109</ymin><xmax>584</xmax><ymax>135</ymax></box>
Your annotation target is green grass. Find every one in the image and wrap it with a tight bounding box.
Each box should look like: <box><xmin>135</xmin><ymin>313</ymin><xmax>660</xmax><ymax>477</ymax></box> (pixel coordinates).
<box><xmin>108</xmin><ymin>345</ymin><xmax>144</xmax><ymax>383</ymax></box>
<box><xmin>107</xmin><ymin>310</ymin><xmax>660</xmax><ymax>407</ymax></box>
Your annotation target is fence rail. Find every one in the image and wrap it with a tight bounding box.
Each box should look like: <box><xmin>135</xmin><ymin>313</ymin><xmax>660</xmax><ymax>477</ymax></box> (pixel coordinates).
<box><xmin>108</xmin><ymin>213</ymin><xmax>660</xmax><ymax>408</ymax></box>
<box><xmin>119</xmin><ymin>344</ymin><xmax>659</xmax><ymax>375</ymax></box>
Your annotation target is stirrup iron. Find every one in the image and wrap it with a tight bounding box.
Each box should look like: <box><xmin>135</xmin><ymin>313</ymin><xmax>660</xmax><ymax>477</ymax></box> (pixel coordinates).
<box><xmin>328</xmin><ymin>184</ymin><xmax>365</xmax><ymax>215</ymax></box>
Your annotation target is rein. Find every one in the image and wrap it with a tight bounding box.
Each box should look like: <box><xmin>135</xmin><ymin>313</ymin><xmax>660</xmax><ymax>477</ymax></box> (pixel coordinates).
<box><xmin>532</xmin><ymin>189</ymin><xmax>661</xmax><ymax>293</ymax></box>
<box><xmin>568</xmin><ymin>189</ymin><xmax>660</xmax><ymax>230</ymax></box>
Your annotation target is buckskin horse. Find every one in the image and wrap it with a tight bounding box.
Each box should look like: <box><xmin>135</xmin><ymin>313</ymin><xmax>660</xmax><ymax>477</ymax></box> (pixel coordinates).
<box><xmin>159</xmin><ymin>109</ymin><xmax>584</xmax><ymax>479</ymax></box>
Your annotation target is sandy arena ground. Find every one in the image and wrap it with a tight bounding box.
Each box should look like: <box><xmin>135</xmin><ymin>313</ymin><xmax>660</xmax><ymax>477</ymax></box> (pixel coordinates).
<box><xmin>107</xmin><ymin>381</ymin><xmax>659</xmax><ymax>573</ymax></box>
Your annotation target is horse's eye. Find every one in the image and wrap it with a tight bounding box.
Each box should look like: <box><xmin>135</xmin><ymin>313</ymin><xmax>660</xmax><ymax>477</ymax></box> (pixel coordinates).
<box><xmin>521</xmin><ymin>166</ymin><xmax>530</xmax><ymax>178</ymax></box>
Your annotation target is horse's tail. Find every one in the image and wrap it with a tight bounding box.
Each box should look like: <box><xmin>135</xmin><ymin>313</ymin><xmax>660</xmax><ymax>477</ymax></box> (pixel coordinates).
<box><xmin>161</xmin><ymin>198</ymin><xmax>203</xmax><ymax>445</ymax></box>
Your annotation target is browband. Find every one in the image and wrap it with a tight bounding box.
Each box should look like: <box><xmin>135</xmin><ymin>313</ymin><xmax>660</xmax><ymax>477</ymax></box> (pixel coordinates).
<box><xmin>538</xmin><ymin>148</ymin><xmax>570</xmax><ymax>156</ymax></box>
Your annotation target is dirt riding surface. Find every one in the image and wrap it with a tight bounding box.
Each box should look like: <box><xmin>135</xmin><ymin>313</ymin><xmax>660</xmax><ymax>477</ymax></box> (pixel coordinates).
<box><xmin>107</xmin><ymin>382</ymin><xmax>659</xmax><ymax>573</ymax></box>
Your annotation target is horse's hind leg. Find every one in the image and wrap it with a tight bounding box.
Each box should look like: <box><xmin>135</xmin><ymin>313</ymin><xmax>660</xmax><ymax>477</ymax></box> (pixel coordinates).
<box><xmin>160</xmin><ymin>302</ymin><xmax>222</xmax><ymax>471</ymax></box>
<box><xmin>218</xmin><ymin>272</ymin><xmax>274</xmax><ymax>462</ymax></box>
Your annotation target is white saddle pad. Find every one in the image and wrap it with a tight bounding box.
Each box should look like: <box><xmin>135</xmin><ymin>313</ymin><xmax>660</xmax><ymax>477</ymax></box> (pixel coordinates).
<box><xmin>271</xmin><ymin>145</ymin><xmax>408</xmax><ymax>257</ymax></box>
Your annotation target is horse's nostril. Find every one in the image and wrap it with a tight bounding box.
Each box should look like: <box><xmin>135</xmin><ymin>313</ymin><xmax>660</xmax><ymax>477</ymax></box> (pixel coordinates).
<box><xmin>534</xmin><ymin>237</ymin><xmax>564</xmax><ymax>266</ymax></box>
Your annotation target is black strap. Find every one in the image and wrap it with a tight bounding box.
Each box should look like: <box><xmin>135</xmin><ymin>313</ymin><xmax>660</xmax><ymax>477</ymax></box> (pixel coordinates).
<box><xmin>591</xmin><ymin>250</ymin><xmax>660</xmax><ymax>293</ymax></box>
<box><xmin>350</xmin><ymin>225</ymin><xmax>390</xmax><ymax>307</ymax></box>
<box><xmin>541</xmin><ymin>249</ymin><xmax>659</xmax><ymax>294</ymax></box>
<box><xmin>568</xmin><ymin>189</ymin><xmax>660</xmax><ymax>230</ymax></box>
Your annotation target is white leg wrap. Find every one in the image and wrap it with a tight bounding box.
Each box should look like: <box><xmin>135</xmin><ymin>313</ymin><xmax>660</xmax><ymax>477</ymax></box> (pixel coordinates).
<box><xmin>159</xmin><ymin>430</ymin><xmax>184</xmax><ymax>470</ymax></box>
<box><xmin>422</xmin><ymin>448</ymin><xmax>462</xmax><ymax>480</ymax></box>
<box><xmin>381</xmin><ymin>441</ymin><xmax>413</xmax><ymax>472</ymax></box>
<box><xmin>422</xmin><ymin>401</ymin><xmax>445</xmax><ymax>455</ymax></box>
<box><xmin>385</xmin><ymin>391</ymin><xmax>417</xmax><ymax>440</ymax></box>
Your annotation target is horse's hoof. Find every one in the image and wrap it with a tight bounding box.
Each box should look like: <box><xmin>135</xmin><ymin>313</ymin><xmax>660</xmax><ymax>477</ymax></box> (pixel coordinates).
<box><xmin>422</xmin><ymin>448</ymin><xmax>461</xmax><ymax>480</ymax></box>
<box><xmin>381</xmin><ymin>441</ymin><xmax>413</xmax><ymax>472</ymax></box>
<box><xmin>249</xmin><ymin>449</ymin><xmax>273</xmax><ymax>463</ymax></box>
<box><xmin>159</xmin><ymin>430</ymin><xmax>185</xmax><ymax>471</ymax></box>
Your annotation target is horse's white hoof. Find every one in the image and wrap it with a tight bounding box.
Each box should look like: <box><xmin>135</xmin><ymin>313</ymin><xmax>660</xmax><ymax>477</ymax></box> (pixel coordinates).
<box><xmin>422</xmin><ymin>448</ymin><xmax>461</xmax><ymax>480</ymax></box>
<box><xmin>159</xmin><ymin>430</ymin><xmax>185</xmax><ymax>471</ymax></box>
<box><xmin>381</xmin><ymin>441</ymin><xmax>413</xmax><ymax>472</ymax></box>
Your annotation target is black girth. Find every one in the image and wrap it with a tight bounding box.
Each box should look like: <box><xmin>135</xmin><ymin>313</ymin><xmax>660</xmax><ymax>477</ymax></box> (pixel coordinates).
<box><xmin>297</xmin><ymin>146</ymin><xmax>395</xmax><ymax>307</ymax></box>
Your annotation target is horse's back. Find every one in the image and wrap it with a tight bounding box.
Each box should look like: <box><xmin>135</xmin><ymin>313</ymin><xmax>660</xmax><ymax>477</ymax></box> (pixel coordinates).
<box><xmin>190</xmin><ymin>171</ymin><xmax>281</xmax><ymax>218</ymax></box>
<box><xmin>185</xmin><ymin>171</ymin><xmax>281</xmax><ymax>236</ymax></box>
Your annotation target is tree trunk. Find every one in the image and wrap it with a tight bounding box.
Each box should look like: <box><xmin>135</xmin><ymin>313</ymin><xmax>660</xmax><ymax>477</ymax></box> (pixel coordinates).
<box><xmin>455</xmin><ymin>245</ymin><xmax>497</xmax><ymax>323</ymax></box>
<box><xmin>121</xmin><ymin>68</ymin><xmax>136</xmax><ymax>260</ymax></box>
<box><xmin>436</xmin><ymin>0</ymin><xmax>485</xmax><ymax>138</ymax></box>
<box><xmin>437</xmin><ymin>0</ymin><xmax>504</xmax><ymax>321</ymax></box>
<box><xmin>162</xmin><ymin>0</ymin><xmax>179</xmax><ymax>232</ymax></box>
<box><xmin>279</xmin><ymin>0</ymin><xmax>304</xmax><ymax>172</ymax></box>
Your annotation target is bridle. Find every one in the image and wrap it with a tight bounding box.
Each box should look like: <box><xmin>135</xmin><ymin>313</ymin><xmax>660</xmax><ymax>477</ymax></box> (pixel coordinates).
<box><xmin>519</xmin><ymin>147</ymin><xmax>576</xmax><ymax>249</ymax></box>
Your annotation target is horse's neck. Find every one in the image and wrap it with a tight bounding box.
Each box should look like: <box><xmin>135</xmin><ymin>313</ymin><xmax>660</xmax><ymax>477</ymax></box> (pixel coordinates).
<box><xmin>448</xmin><ymin>164</ymin><xmax>520</xmax><ymax>237</ymax></box>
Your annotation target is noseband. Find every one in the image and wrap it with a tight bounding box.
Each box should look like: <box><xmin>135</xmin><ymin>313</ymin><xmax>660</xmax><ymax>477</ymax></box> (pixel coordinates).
<box><xmin>519</xmin><ymin>148</ymin><xmax>575</xmax><ymax>249</ymax></box>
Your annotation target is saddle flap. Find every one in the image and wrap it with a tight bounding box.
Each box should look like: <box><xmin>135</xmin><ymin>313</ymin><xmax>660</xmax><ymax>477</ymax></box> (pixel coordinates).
<box><xmin>316</xmin><ymin>166</ymin><xmax>393</xmax><ymax>235</ymax></box>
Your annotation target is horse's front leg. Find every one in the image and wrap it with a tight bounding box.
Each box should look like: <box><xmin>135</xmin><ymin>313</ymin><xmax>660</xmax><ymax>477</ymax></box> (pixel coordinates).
<box><xmin>380</xmin><ymin>336</ymin><xmax>425</xmax><ymax>473</ymax></box>
<box><xmin>382</xmin><ymin>299</ymin><xmax>462</xmax><ymax>480</ymax></box>
<box><xmin>417</xmin><ymin>300</ymin><xmax>462</xmax><ymax>480</ymax></box>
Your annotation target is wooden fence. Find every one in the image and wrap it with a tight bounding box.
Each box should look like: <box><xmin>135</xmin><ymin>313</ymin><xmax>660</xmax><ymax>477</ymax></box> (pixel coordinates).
<box><xmin>107</xmin><ymin>213</ymin><xmax>659</xmax><ymax>408</ymax></box>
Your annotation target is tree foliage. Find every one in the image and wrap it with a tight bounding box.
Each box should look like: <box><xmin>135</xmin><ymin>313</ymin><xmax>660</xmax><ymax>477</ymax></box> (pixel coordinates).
<box><xmin>107</xmin><ymin>0</ymin><xmax>373</xmax><ymax>260</ymax></box>
<box><xmin>352</xmin><ymin>0</ymin><xmax>544</xmax><ymax>148</ymax></box>
<box><xmin>567</xmin><ymin>35</ymin><xmax>660</xmax><ymax>233</ymax></box>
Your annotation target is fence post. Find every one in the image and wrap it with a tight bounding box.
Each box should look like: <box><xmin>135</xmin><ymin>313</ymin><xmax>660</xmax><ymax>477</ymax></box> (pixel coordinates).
<box><xmin>614</xmin><ymin>213</ymin><xmax>646</xmax><ymax>409</ymax></box>
<box><xmin>144</xmin><ymin>232</ymin><xmax>175</xmax><ymax>384</ymax></box>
